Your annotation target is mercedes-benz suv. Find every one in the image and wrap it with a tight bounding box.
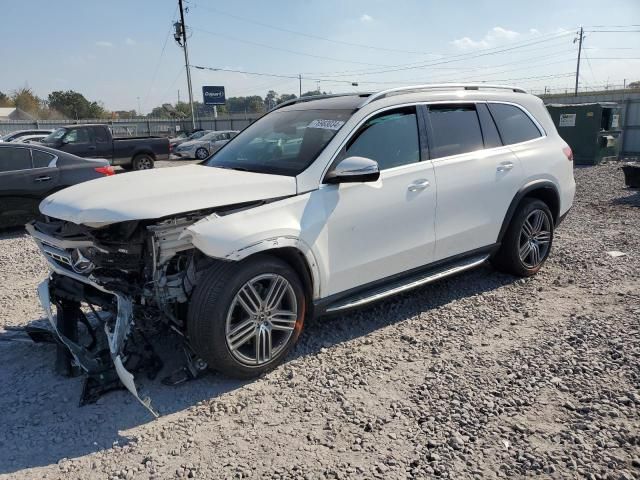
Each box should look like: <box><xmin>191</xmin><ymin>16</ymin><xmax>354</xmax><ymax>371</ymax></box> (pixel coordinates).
<box><xmin>27</xmin><ymin>84</ymin><xmax>575</xmax><ymax>414</ymax></box>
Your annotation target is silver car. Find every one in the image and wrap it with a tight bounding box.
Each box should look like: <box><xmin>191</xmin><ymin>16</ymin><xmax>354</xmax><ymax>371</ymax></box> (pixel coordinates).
<box><xmin>173</xmin><ymin>130</ymin><xmax>239</xmax><ymax>159</ymax></box>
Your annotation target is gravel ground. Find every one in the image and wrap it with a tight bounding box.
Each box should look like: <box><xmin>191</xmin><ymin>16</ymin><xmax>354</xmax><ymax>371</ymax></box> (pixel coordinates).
<box><xmin>0</xmin><ymin>163</ymin><xmax>638</xmax><ymax>479</ymax></box>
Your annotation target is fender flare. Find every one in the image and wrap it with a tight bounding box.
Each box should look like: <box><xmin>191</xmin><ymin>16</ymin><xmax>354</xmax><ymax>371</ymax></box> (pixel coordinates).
<box><xmin>497</xmin><ymin>180</ymin><xmax>560</xmax><ymax>243</ymax></box>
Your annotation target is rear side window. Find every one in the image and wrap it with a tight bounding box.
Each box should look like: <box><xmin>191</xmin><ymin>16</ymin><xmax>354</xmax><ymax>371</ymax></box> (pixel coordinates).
<box><xmin>0</xmin><ymin>147</ymin><xmax>31</xmax><ymax>172</ymax></box>
<box><xmin>428</xmin><ymin>105</ymin><xmax>484</xmax><ymax>158</ymax></box>
<box><xmin>92</xmin><ymin>127</ymin><xmax>110</xmax><ymax>143</ymax></box>
<box><xmin>32</xmin><ymin>150</ymin><xmax>55</xmax><ymax>168</ymax></box>
<box><xmin>346</xmin><ymin>106</ymin><xmax>420</xmax><ymax>170</ymax></box>
<box><xmin>488</xmin><ymin>103</ymin><xmax>542</xmax><ymax>145</ymax></box>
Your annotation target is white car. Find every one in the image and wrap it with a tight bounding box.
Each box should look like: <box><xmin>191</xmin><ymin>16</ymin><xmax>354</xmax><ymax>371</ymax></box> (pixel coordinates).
<box><xmin>28</xmin><ymin>84</ymin><xmax>575</xmax><ymax>413</ymax></box>
<box><xmin>9</xmin><ymin>133</ymin><xmax>49</xmax><ymax>144</ymax></box>
<box><xmin>173</xmin><ymin>130</ymin><xmax>239</xmax><ymax>159</ymax></box>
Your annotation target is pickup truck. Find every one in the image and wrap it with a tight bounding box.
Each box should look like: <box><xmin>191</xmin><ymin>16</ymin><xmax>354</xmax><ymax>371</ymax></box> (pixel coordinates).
<box><xmin>40</xmin><ymin>124</ymin><xmax>170</xmax><ymax>170</ymax></box>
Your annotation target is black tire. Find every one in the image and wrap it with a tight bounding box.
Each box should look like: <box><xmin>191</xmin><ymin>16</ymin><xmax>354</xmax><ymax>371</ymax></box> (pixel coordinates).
<box><xmin>195</xmin><ymin>147</ymin><xmax>209</xmax><ymax>160</ymax></box>
<box><xmin>187</xmin><ymin>255</ymin><xmax>306</xmax><ymax>379</ymax></box>
<box><xmin>491</xmin><ymin>198</ymin><xmax>554</xmax><ymax>277</ymax></box>
<box><xmin>132</xmin><ymin>154</ymin><xmax>154</xmax><ymax>170</ymax></box>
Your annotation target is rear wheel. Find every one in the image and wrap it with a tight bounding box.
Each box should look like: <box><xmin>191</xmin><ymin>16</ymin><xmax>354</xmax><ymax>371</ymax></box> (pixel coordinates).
<box><xmin>132</xmin><ymin>154</ymin><xmax>154</xmax><ymax>170</ymax></box>
<box><xmin>187</xmin><ymin>255</ymin><xmax>305</xmax><ymax>378</ymax></box>
<box><xmin>491</xmin><ymin>198</ymin><xmax>554</xmax><ymax>276</ymax></box>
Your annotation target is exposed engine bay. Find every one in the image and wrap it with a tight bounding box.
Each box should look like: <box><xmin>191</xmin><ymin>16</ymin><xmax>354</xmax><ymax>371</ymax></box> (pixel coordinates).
<box><xmin>26</xmin><ymin>207</ymin><xmax>241</xmax><ymax>416</ymax></box>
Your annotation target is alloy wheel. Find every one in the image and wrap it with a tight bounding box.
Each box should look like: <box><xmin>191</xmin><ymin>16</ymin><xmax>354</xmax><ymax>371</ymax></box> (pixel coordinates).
<box><xmin>195</xmin><ymin>148</ymin><xmax>209</xmax><ymax>159</ymax></box>
<box><xmin>225</xmin><ymin>273</ymin><xmax>298</xmax><ymax>366</ymax></box>
<box><xmin>137</xmin><ymin>156</ymin><xmax>153</xmax><ymax>169</ymax></box>
<box><xmin>519</xmin><ymin>209</ymin><xmax>552</xmax><ymax>268</ymax></box>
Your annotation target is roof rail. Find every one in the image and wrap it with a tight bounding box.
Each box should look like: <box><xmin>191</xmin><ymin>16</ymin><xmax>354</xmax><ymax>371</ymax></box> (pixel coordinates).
<box><xmin>270</xmin><ymin>93</ymin><xmax>370</xmax><ymax>112</ymax></box>
<box><xmin>360</xmin><ymin>83</ymin><xmax>527</xmax><ymax>107</ymax></box>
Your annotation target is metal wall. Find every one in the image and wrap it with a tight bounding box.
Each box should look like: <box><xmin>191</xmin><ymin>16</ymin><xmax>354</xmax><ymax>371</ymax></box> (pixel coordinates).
<box><xmin>541</xmin><ymin>90</ymin><xmax>640</xmax><ymax>159</ymax></box>
<box><xmin>0</xmin><ymin>114</ymin><xmax>261</xmax><ymax>137</ymax></box>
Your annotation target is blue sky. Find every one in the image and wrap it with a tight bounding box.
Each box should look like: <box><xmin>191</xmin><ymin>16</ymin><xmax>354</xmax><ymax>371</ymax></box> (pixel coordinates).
<box><xmin>1</xmin><ymin>0</ymin><xmax>638</xmax><ymax>112</ymax></box>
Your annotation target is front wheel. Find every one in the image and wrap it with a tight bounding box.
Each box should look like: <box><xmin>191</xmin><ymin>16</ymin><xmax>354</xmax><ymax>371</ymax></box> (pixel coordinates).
<box><xmin>491</xmin><ymin>198</ymin><xmax>554</xmax><ymax>277</ymax></box>
<box><xmin>195</xmin><ymin>147</ymin><xmax>209</xmax><ymax>160</ymax></box>
<box><xmin>187</xmin><ymin>255</ymin><xmax>306</xmax><ymax>378</ymax></box>
<box><xmin>132</xmin><ymin>154</ymin><xmax>154</xmax><ymax>170</ymax></box>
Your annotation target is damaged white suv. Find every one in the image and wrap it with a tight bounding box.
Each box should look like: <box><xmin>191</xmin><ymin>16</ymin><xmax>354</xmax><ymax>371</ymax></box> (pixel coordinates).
<box><xmin>28</xmin><ymin>84</ymin><xmax>575</xmax><ymax>414</ymax></box>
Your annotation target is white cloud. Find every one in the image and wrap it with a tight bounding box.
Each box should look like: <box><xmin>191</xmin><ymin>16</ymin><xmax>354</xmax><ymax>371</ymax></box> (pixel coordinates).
<box><xmin>451</xmin><ymin>26</ymin><xmax>520</xmax><ymax>50</ymax></box>
<box><xmin>360</xmin><ymin>14</ymin><xmax>373</xmax><ymax>23</ymax></box>
<box><xmin>125</xmin><ymin>38</ymin><xmax>136</xmax><ymax>46</ymax></box>
<box><xmin>96</xmin><ymin>41</ymin><xmax>113</xmax><ymax>47</ymax></box>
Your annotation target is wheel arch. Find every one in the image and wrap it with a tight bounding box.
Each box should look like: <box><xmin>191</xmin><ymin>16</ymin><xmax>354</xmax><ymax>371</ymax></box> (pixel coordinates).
<box><xmin>498</xmin><ymin>180</ymin><xmax>560</xmax><ymax>244</ymax></box>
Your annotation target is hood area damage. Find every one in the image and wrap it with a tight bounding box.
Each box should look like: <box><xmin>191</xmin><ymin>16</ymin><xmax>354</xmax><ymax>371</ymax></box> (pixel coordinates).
<box><xmin>26</xmin><ymin>200</ymin><xmax>271</xmax><ymax>416</ymax></box>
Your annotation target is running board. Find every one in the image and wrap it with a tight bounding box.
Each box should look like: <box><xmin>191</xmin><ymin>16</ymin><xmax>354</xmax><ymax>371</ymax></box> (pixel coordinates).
<box><xmin>324</xmin><ymin>255</ymin><xmax>489</xmax><ymax>313</ymax></box>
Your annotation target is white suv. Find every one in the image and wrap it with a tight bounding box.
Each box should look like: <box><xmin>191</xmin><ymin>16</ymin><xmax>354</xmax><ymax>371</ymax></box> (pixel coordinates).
<box><xmin>28</xmin><ymin>84</ymin><xmax>575</xmax><ymax>413</ymax></box>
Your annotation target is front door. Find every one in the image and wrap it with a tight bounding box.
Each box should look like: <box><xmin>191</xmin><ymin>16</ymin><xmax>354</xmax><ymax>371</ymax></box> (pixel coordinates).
<box><xmin>60</xmin><ymin>127</ymin><xmax>94</xmax><ymax>157</ymax></box>
<box><xmin>321</xmin><ymin>106</ymin><xmax>437</xmax><ymax>297</ymax></box>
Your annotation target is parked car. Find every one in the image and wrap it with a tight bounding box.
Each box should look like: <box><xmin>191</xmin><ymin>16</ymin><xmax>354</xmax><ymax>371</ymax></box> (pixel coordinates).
<box><xmin>28</xmin><ymin>84</ymin><xmax>575</xmax><ymax>413</ymax></box>
<box><xmin>0</xmin><ymin>129</ymin><xmax>53</xmax><ymax>143</ymax></box>
<box><xmin>0</xmin><ymin>143</ymin><xmax>114</xmax><ymax>228</ymax></box>
<box><xmin>172</xmin><ymin>130</ymin><xmax>239</xmax><ymax>159</ymax></box>
<box><xmin>39</xmin><ymin>124</ymin><xmax>170</xmax><ymax>170</ymax></box>
<box><xmin>10</xmin><ymin>134</ymin><xmax>49</xmax><ymax>144</ymax></box>
<box><xmin>169</xmin><ymin>129</ymin><xmax>210</xmax><ymax>151</ymax></box>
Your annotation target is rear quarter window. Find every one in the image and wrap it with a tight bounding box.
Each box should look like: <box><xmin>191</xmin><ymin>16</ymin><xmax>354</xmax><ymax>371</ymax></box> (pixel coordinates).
<box><xmin>488</xmin><ymin>103</ymin><xmax>542</xmax><ymax>145</ymax></box>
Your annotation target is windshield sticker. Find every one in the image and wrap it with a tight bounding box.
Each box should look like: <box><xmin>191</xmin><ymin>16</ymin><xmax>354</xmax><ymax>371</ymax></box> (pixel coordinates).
<box><xmin>308</xmin><ymin>119</ymin><xmax>345</xmax><ymax>131</ymax></box>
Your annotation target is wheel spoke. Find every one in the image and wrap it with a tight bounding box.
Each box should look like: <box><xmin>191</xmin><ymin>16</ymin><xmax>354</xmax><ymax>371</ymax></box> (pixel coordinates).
<box><xmin>270</xmin><ymin>311</ymin><xmax>297</xmax><ymax>331</ymax></box>
<box><xmin>227</xmin><ymin>320</ymin><xmax>257</xmax><ymax>351</ymax></box>
<box><xmin>534</xmin><ymin>231</ymin><xmax>551</xmax><ymax>244</ymax></box>
<box><xmin>522</xmin><ymin>219</ymin><xmax>534</xmax><ymax>237</ymax></box>
<box><xmin>237</xmin><ymin>283</ymin><xmax>262</xmax><ymax>315</ymax></box>
<box><xmin>255</xmin><ymin>327</ymin><xmax>272</xmax><ymax>364</ymax></box>
<box><xmin>265</xmin><ymin>276</ymin><xmax>289</xmax><ymax>310</ymax></box>
<box><xmin>530</xmin><ymin>243</ymin><xmax>540</xmax><ymax>266</ymax></box>
<box><xmin>532</xmin><ymin>211</ymin><xmax>545</xmax><ymax>234</ymax></box>
<box><xmin>519</xmin><ymin>241</ymin><xmax>532</xmax><ymax>261</ymax></box>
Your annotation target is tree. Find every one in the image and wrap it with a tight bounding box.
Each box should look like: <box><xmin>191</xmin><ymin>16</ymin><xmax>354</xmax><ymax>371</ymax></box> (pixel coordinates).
<box><xmin>113</xmin><ymin>110</ymin><xmax>138</xmax><ymax>119</ymax></box>
<box><xmin>264</xmin><ymin>90</ymin><xmax>279</xmax><ymax>110</ymax></box>
<box><xmin>0</xmin><ymin>91</ymin><xmax>11</xmax><ymax>107</ymax></box>
<box><xmin>12</xmin><ymin>87</ymin><xmax>41</xmax><ymax>115</ymax></box>
<box><xmin>278</xmin><ymin>93</ymin><xmax>297</xmax><ymax>104</ymax></box>
<box><xmin>628</xmin><ymin>81</ymin><xmax>640</xmax><ymax>89</ymax></box>
<box><xmin>48</xmin><ymin>90</ymin><xmax>107</xmax><ymax>119</ymax></box>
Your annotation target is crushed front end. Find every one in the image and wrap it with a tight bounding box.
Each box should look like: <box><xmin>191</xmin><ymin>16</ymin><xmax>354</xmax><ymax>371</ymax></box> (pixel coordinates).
<box><xmin>27</xmin><ymin>213</ymin><xmax>210</xmax><ymax>416</ymax></box>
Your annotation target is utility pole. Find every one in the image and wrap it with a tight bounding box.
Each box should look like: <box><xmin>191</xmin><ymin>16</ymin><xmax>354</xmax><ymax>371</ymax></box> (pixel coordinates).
<box><xmin>299</xmin><ymin>74</ymin><xmax>302</xmax><ymax>97</ymax></box>
<box><xmin>574</xmin><ymin>26</ymin><xmax>584</xmax><ymax>97</ymax></box>
<box><xmin>176</xmin><ymin>0</ymin><xmax>195</xmax><ymax>129</ymax></box>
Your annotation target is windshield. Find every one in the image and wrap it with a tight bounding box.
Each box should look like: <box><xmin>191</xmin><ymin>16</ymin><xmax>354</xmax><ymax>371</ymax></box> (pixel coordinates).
<box><xmin>43</xmin><ymin>128</ymin><xmax>67</xmax><ymax>142</ymax></box>
<box><xmin>200</xmin><ymin>132</ymin><xmax>220</xmax><ymax>141</ymax></box>
<box><xmin>204</xmin><ymin>109</ymin><xmax>353</xmax><ymax>176</ymax></box>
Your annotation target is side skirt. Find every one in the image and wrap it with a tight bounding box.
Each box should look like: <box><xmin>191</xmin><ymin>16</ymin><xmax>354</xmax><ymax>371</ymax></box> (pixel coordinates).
<box><xmin>315</xmin><ymin>246</ymin><xmax>496</xmax><ymax>315</ymax></box>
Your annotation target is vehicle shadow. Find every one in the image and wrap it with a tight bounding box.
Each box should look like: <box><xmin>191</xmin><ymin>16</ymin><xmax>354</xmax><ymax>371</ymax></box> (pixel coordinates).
<box><xmin>0</xmin><ymin>264</ymin><xmax>515</xmax><ymax>475</ymax></box>
<box><xmin>611</xmin><ymin>187</ymin><xmax>640</xmax><ymax>207</ymax></box>
<box><xmin>0</xmin><ymin>225</ymin><xmax>27</xmax><ymax>239</ymax></box>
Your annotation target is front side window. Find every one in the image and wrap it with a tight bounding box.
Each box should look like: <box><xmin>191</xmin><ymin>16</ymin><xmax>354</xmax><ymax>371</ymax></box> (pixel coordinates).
<box><xmin>0</xmin><ymin>147</ymin><xmax>31</xmax><ymax>172</ymax></box>
<box><xmin>428</xmin><ymin>105</ymin><xmax>484</xmax><ymax>159</ymax></box>
<box><xmin>32</xmin><ymin>150</ymin><xmax>56</xmax><ymax>168</ymax></box>
<box><xmin>488</xmin><ymin>103</ymin><xmax>542</xmax><ymax>145</ymax></box>
<box><xmin>205</xmin><ymin>109</ymin><xmax>353</xmax><ymax>176</ymax></box>
<box><xmin>346</xmin><ymin>106</ymin><xmax>420</xmax><ymax>170</ymax></box>
<box><xmin>64</xmin><ymin>128</ymin><xmax>90</xmax><ymax>144</ymax></box>
<box><xmin>43</xmin><ymin>128</ymin><xmax>67</xmax><ymax>142</ymax></box>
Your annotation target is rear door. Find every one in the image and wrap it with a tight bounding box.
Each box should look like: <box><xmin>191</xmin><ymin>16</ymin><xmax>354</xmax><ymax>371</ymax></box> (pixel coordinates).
<box><xmin>0</xmin><ymin>146</ymin><xmax>60</xmax><ymax>226</ymax></box>
<box><xmin>425</xmin><ymin>102</ymin><xmax>524</xmax><ymax>261</ymax></box>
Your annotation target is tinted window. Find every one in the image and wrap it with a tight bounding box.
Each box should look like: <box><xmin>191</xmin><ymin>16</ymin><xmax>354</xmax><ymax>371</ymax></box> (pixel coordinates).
<box><xmin>205</xmin><ymin>109</ymin><xmax>352</xmax><ymax>176</ymax></box>
<box><xmin>428</xmin><ymin>105</ymin><xmax>484</xmax><ymax>158</ymax></box>
<box><xmin>346</xmin><ymin>107</ymin><xmax>420</xmax><ymax>170</ymax></box>
<box><xmin>476</xmin><ymin>103</ymin><xmax>502</xmax><ymax>148</ymax></box>
<box><xmin>92</xmin><ymin>126</ymin><xmax>109</xmax><ymax>143</ymax></box>
<box><xmin>0</xmin><ymin>147</ymin><xmax>31</xmax><ymax>172</ymax></box>
<box><xmin>32</xmin><ymin>150</ymin><xmax>55</xmax><ymax>168</ymax></box>
<box><xmin>488</xmin><ymin>103</ymin><xmax>541</xmax><ymax>145</ymax></box>
<box><xmin>64</xmin><ymin>128</ymin><xmax>90</xmax><ymax>144</ymax></box>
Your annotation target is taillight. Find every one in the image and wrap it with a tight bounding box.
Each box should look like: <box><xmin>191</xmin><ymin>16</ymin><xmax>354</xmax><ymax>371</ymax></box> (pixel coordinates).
<box><xmin>95</xmin><ymin>166</ymin><xmax>115</xmax><ymax>176</ymax></box>
<box><xmin>562</xmin><ymin>146</ymin><xmax>573</xmax><ymax>162</ymax></box>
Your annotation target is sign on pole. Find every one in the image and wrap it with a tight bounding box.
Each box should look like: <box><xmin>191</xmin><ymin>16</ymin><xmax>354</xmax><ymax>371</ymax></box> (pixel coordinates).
<box><xmin>202</xmin><ymin>86</ymin><xmax>226</xmax><ymax>105</ymax></box>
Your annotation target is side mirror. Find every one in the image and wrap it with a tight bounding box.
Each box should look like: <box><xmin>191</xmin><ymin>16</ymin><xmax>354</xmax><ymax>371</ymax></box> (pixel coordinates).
<box><xmin>325</xmin><ymin>156</ymin><xmax>380</xmax><ymax>184</ymax></box>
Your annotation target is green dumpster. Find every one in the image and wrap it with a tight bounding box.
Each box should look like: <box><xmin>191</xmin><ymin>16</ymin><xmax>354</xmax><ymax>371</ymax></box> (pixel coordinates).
<box><xmin>546</xmin><ymin>102</ymin><xmax>622</xmax><ymax>165</ymax></box>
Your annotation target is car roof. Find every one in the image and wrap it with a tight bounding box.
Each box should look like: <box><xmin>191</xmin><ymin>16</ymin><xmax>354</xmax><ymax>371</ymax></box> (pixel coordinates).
<box><xmin>0</xmin><ymin>141</ymin><xmax>69</xmax><ymax>155</ymax></box>
<box><xmin>277</xmin><ymin>94</ymin><xmax>370</xmax><ymax>112</ymax></box>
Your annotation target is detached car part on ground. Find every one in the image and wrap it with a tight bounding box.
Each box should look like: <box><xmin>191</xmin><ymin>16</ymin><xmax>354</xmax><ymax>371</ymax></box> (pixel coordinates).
<box><xmin>28</xmin><ymin>85</ymin><xmax>575</xmax><ymax>415</ymax></box>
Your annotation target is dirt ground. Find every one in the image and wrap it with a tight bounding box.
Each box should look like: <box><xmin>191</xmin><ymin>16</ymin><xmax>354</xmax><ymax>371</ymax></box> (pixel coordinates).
<box><xmin>0</xmin><ymin>163</ymin><xmax>638</xmax><ymax>479</ymax></box>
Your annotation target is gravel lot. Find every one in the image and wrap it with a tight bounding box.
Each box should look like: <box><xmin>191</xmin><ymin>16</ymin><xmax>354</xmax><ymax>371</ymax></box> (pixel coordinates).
<box><xmin>0</xmin><ymin>163</ymin><xmax>638</xmax><ymax>479</ymax></box>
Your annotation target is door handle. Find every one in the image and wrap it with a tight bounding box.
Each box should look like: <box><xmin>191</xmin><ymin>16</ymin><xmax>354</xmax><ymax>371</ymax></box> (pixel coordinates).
<box><xmin>34</xmin><ymin>176</ymin><xmax>51</xmax><ymax>182</ymax></box>
<box><xmin>497</xmin><ymin>162</ymin><xmax>514</xmax><ymax>172</ymax></box>
<box><xmin>408</xmin><ymin>179</ymin><xmax>430</xmax><ymax>192</ymax></box>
